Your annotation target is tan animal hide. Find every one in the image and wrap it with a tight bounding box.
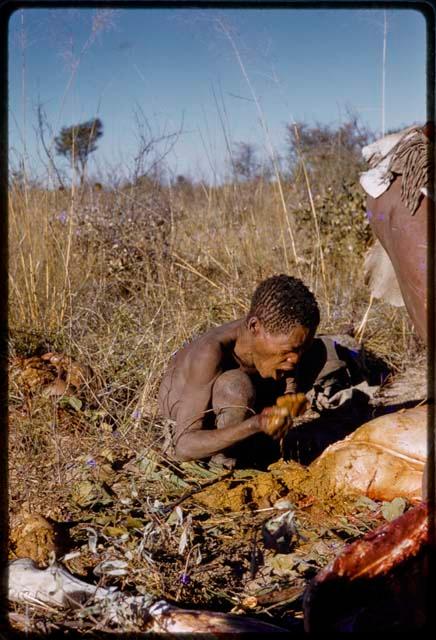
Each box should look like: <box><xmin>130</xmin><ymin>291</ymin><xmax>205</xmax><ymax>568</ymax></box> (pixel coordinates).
<box><xmin>309</xmin><ymin>405</ymin><xmax>427</xmax><ymax>502</ymax></box>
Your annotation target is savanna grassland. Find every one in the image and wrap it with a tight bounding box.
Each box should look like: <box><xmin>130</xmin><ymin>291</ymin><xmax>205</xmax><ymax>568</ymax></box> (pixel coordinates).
<box><xmin>7</xmin><ymin>122</ymin><xmax>427</xmax><ymax>632</ymax></box>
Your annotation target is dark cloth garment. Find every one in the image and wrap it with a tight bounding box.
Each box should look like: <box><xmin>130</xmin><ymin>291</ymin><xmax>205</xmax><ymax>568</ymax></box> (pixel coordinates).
<box><xmin>289</xmin><ymin>335</ymin><xmax>362</xmax><ymax>392</ymax></box>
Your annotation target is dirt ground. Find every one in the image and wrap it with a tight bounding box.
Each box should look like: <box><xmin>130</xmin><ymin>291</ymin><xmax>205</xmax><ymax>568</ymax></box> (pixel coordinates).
<box><xmin>8</xmin><ymin>355</ymin><xmax>427</xmax><ymax>633</ymax></box>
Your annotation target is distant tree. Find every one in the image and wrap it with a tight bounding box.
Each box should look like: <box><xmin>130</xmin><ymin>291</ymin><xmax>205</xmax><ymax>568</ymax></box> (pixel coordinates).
<box><xmin>173</xmin><ymin>174</ymin><xmax>193</xmax><ymax>189</ymax></box>
<box><xmin>231</xmin><ymin>142</ymin><xmax>261</xmax><ymax>181</ymax></box>
<box><xmin>286</xmin><ymin>115</ymin><xmax>374</xmax><ymax>194</ymax></box>
<box><xmin>231</xmin><ymin>141</ymin><xmax>274</xmax><ymax>183</ymax></box>
<box><xmin>55</xmin><ymin>118</ymin><xmax>103</xmax><ymax>185</ymax></box>
<box><xmin>9</xmin><ymin>159</ymin><xmax>41</xmax><ymax>191</ymax></box>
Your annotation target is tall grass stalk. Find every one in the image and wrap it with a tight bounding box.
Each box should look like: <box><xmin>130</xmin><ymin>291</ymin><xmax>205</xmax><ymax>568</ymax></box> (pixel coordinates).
<box><xmin>291</xmin><ymin>123</ymin><xmax>331</xmax><ymax>319</ymax></box>
<box><xmin>381</xmin><ymin>11</ymin><xmax>388</xmax><ymax>136</ymax></box>
<box><xmin>216</xmin><ymin>19</ymin><xmax>301</xmax><ymax>275</ymax></box>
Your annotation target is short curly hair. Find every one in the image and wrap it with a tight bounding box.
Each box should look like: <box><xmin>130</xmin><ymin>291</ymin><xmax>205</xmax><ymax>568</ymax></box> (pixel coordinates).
<box><xmin>247</xmin><ymin>274</ymin><xmax>320</xmax><ymax>334</ymax></box>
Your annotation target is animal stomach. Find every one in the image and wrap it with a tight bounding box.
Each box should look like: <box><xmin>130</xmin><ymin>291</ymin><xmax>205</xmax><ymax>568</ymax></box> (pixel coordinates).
<box><xmin>309</xmin><ymin>405</ymin><xmax>427</xmax><ymax>502</ymax></box>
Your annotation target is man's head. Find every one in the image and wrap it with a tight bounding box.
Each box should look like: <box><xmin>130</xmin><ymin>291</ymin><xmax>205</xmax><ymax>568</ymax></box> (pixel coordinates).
<box><xmin>246</xmin><ymin>274</ymin><xmax>320</xmax><ymax>379</ymax></box>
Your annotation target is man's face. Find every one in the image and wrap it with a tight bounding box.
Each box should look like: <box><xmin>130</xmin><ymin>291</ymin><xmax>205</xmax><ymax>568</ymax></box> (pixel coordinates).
<box><xmin>249</xmin><ymin>319</ymin><xmax>315</xmax><ymax>380</ymax></box>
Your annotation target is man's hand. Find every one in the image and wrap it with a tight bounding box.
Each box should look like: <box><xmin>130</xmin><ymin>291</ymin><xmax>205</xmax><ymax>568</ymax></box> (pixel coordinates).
<box><xmin>259</xmin><ymin>406</ymin><xmax>293</xmax><ymax>439</ymax></box>
<box><xmin>276</xmin><ymin>393</ymin><xmax>309</xmax><ymax>417</ymax></box>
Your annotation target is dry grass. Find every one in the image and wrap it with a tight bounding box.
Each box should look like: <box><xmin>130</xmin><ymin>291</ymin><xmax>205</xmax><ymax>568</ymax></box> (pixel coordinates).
<box><xmin>8</xmin><ymin>171</ymin><xmax>425</xmax><ymax>477</ymax></box>
<box><xmin>7</xmin><ymin>168</ymin><xmax>426</xmax><ymax>631</ymax></box>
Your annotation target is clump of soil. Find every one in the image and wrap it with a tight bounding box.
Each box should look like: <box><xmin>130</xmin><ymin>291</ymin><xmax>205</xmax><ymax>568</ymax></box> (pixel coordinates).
<box><xmin>10</xmin><ymin>514</ymin><xmax>59</xmax><ymax>567</ymax></box>
<box><xmin>195</xmin><ymin>469</ymin><xmax>289</xmax><ymax>511</ymax></box>
<box><xmin>194</xmin><ymin>461</ymin><xmax>355</xmax><ymax>514</ymax></box>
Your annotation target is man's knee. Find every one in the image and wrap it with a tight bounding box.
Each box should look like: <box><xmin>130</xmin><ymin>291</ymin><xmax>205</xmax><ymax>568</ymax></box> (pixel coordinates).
<box><xmin>212</xmin><ymin>369</ymin><xmax>256</xmax><ymax>411</ymax></box>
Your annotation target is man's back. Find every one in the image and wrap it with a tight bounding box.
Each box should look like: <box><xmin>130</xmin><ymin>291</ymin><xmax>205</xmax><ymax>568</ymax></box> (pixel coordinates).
<box><xmin>158</xmin><ymin>319</ymin><xmax>243</xmax><ymax>422</ymax></box>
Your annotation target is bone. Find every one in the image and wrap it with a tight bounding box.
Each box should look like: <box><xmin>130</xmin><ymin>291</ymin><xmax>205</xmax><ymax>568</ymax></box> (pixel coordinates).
<box><xmin>8</xmin><ymin>558</ymin><xmax>287</xmax><ymax>633</ymax></box>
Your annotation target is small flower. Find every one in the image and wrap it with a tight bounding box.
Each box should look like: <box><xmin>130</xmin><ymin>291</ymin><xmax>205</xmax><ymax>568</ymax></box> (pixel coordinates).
<box><xmin>132</xmin><ymin>409</ymin><xmax>142</xmax><ymax>420</ymax></box>
<box><xmin>86</xmin><ymin>458</ymin><xmax>97</xmax><ymax>468</ymax></box>
<box><xmin>180</xmin><ymin>572</ymin><xmax>190</xmax><ymax>585</ymax></box>
<box><xmin>58</xmin><ymin>210</ymin><xmax>68</xmax><ymax>224</ymax></box>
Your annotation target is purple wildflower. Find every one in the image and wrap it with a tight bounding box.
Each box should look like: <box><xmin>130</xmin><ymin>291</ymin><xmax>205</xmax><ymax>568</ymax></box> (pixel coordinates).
<box><xmin>86</xmin><ymin>458</ymin><xmax>97</xmax><ymax>468</ymax></box>
<box><xmin>58</xmin><ymin>210</ymin><xmax>68</xmax><ymax>224</ymax></box>
<box><xmin>180</xmin><ymin>573</ymin><xmax>190</xmax><ymax>585</ymax></box>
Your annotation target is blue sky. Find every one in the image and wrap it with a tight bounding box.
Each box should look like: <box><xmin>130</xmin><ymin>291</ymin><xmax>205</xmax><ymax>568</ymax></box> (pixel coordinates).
<box><xmin>8</xmin><ymin>6</ymin><xmax>427</xmax><ymax>184</ymax></box>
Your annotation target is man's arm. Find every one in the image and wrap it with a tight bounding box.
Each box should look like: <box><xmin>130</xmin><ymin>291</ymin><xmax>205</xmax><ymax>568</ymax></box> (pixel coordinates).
<box><xmin>174</xmin><ymin>402</ymin><xmax>292</xmax><ymax>462</ymax></box>
<box><xmin>171</xmin><ymin>344</ymin><xmax>291</xmax><ymax>462</ymax></box>
<box><xmin>174</xmin><ymin>396</ymin><xmax>261</xmax><ymax>461</ymax></box>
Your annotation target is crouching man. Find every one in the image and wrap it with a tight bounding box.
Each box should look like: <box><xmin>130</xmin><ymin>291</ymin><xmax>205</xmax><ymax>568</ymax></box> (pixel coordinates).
<box><xmin>158</xmin><ymin>274</ymin><xmax>364</xmax><ymax>469</ymax></box>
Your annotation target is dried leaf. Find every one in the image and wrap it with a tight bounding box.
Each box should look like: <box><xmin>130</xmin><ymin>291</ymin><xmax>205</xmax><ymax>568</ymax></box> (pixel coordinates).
<box><xmin>166</xmin><ymin>506</ymin><xmax>184</xmax><ymax>526</ymax></box>
<box><xmin>135</xmin><ymin>455</ymin><xmax>159</xmax><ymax>476</ymax></box>
<box><xmin>178</xmin><ymin>528</ymin><xmax>189</xmax><ymax>555</ymax></box>
<box><xmin>93</xmin><ymin>516</ymin><xmax>111</xmax><ymax>526</ymax></box>
<box><xmin>93</xmin><ymin>559</ymin><xmax>129</xmax><ymax>576</ymax></box>
<box><xmin>71</xmin><ymin>480</ymin><xmax>96</xmax><ymax>506</ymax></box>
<box><xmin>267</xmin><ymin>553</ymin><xmax>298</xmax><ymax>574</ymax></box>
<box><xmin>100</xmin><ymin>447</ymin><xmax>114</xmax><ymax>463</ymax></box>
<box><xmin>355</xmin><ymin>496</ymin><xmax>380</xmax><ymax>511</ymax></box>
<box><xmin>175</xmin><ymin>506</ymin><xmax>184</xmax><ymax>525</ymax></box>
<box><xmin>85</xmin><ymin>527</ymin><xmax>98</xmax><ymax>554</ymax></box>
<box><xmin>192</xmin><ymin>546</ymin><xmax>202</xmax><ymax>566</ymax></box>
<box><xmin>105</xmin><ymin>526</ymin><xmax>128</xmax><ymax>537</ymax></box>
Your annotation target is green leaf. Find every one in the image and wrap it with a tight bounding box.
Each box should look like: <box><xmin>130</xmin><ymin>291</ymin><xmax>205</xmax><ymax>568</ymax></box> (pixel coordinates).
<box><xmin>267</xmin><ymin>553</ymin><xmax>298</xmax><ymax>573</ymax></box>
<box><xmin>381</xmin><ymin>497</ymin><xmax>407</xmax><ymax>522</ymax></box>
<box><xmin>64</xmin><ymin>395</ymin><xmax>82</xmax><ymax>411</ymax></box>
<box><xmin>94</xmin><ymin>514</ymin><xmax>113</xmax><ymax>525</ymax></box>
<box><xmin>124</xmin><ymin>516</ymin><xmax>145</xmax><ymax>529</ymax></box>
<box><xmin>355</xmin><ymin>496</ymin><xmax>380</xmax><ymax>512</ymax></box>
<box><xmin>105</xmin><ymin>525</ymin><xmax>128</xmax><ymax>537</ymax></box>
<box><xmin>71</xmin><ymin>480</ymin><xmax>96</xmax><ymax>506</ymax></box>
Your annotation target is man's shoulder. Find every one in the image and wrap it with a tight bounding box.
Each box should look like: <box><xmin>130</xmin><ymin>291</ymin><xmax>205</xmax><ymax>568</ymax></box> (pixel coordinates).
<box><xmin>191</xmin><ymin>319</ymin><xmax>242</xmax><ymax>349</ymax></box>
<box><xmin>184</xmin><ymin>320</ymin><xmax>242</xmax><ymax>373</ymax></box>
<box><xmin>189</xmin><ymin>333</ymin><xmax>222</xmax><ymax>361</ymax></box>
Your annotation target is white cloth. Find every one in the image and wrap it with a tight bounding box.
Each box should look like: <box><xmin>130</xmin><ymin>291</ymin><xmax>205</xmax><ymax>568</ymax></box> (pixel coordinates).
<box><xmin>359</xmin><ymin>128</ymin><xmax>419</xmax><ymax>199</ymax></box>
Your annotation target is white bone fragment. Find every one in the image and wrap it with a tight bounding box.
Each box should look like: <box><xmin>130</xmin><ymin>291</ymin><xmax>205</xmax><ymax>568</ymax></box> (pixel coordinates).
<box><xmin>8</xmin><ymin>558</ymin><xmax>287</xmax><ymax>632</ymax></box>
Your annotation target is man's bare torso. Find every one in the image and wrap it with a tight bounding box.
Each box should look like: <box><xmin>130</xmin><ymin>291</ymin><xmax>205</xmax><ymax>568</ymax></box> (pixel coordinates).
<box><xmin>157</xmin><ymin>314</ymin><xmax>359</xmax><ymax>465</ymax></box>
<box><xmin>158</xmin><ymin>319</ymin><xmax>247</xmax><ymax>422</ymax></box>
